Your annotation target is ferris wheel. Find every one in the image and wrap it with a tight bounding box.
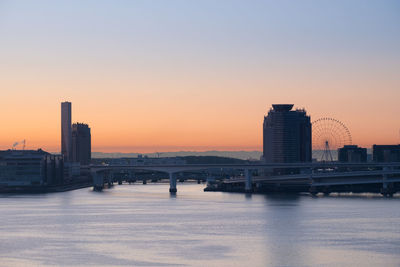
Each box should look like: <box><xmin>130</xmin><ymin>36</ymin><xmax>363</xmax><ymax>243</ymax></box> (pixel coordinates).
<box><xmin>312</xmin><ymin>118</ymin><xmax>352</xmax><ymax>161</ymax></box>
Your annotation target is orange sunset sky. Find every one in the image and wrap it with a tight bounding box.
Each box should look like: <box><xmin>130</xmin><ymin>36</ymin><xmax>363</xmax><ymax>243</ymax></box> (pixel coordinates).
<box><xmin>1</xmin><ymin>1</ymin><xmax>399</xmax><ymax>153</ymax></box>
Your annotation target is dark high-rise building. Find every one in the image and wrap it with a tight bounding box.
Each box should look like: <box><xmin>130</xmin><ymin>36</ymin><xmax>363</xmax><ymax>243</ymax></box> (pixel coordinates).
<box><xmin>338</xmin><ymin>145</ymin><xmax>367</xmax><ymax>162</ymax></box>
<box><xmin>373</xmin><ymin>145</ymin><xmax>400</xmax><ymax>162</ymax></box>
<box><xmin>263</xmin><ymin>104</ymin><xmax>311</xmax><ymax>163</ymax></box>
<box><xmin>61</xmin><ymin>102</ymin><xmax>72</xmax><ymax>161</ymax></box>
<box><xmin>72</xmin><ymin>123</ymin><xmax>91</xmax><ymax>165</ymax></box>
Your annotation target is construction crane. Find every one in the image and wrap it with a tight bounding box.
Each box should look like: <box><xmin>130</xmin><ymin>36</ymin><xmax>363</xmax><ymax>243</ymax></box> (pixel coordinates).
<box><xmin>12</xmin><ymin>139</ymin><xmax>26</xmax><ymax>150</ymax></box>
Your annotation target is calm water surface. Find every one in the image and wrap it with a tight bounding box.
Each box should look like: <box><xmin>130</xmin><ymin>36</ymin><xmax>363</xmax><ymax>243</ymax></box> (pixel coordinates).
<box><xmin>0</xmin><ymin>183</ymin><xmax>399</xmax><ymax>267</ymax></box>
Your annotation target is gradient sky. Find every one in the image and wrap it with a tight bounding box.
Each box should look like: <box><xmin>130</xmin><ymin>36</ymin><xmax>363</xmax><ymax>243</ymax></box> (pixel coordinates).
<box><xmin>1</xmin><ymin>0</ymin><xmax>399</xmax><ymax>153</ymax></box>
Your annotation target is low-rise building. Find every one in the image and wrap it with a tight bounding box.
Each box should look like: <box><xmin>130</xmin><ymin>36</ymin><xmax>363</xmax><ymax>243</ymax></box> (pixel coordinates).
<box><xmin>373</xmin><ymin>145</ymin><xmax>400</xmax><ymax>162</ymax></box>
<box><xmin>0</xmin><ymin>149</ymin><xmax>64</xmax><ymax>187</ymax></box>
<box><xmin>338</xmin><ymin>145</ymin><xmax>367</xmax><ymax>162</ymax></box>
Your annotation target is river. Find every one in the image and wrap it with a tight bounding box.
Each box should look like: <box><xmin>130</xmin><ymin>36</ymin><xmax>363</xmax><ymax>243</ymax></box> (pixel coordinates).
<box><xmin>0</xmin><ymin>183</ymin><xmax>399</xmax><ymax>266</ymax></box>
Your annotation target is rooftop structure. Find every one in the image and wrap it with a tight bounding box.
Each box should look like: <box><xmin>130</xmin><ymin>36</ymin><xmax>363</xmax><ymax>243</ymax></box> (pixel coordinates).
<box><xmin>271</xmin><ymin>104</ymin><xmax>294</xmax><ymax>112</ymax></box>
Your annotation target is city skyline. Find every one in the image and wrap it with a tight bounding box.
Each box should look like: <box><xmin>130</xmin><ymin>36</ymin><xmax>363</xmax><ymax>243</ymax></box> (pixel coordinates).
<box><xmin>1</xmin><ymin>1</ymin><xmax>399</xmax><ymax>152</ymax></box>
<box><xmin>1</xmin><ymin>100</ymin><xmax>398</xmax><ymax>154</ymax></box>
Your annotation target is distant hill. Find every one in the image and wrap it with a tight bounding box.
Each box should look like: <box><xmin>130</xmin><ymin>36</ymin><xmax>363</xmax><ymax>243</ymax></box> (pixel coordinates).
<box><xmin>92</xmin><ymin>151</ymin><xmax>262</xmax><ymax>160</ymax></box>
<box><xmin>182</xmin><ymin>156</ymin><xmax>247</xmax><ymax>164</ymax></box>
<box><xmin>92</xmin><ymin>149</ymin><xmax>372</xmax><ymax>161</ymax></box>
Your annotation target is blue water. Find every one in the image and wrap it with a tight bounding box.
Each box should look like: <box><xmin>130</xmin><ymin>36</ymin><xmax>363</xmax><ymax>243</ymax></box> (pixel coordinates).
<box><xmin>0</xmin><ymin>183</ymin><xmax>399</xmax><ymax>266</ymax></box>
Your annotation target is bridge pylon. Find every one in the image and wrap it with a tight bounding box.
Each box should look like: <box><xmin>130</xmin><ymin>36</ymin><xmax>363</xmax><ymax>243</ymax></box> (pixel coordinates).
<box><xmin>169</xmin><ymin>172</ymin><xmax>177</xmax><ymax>193</ymax></box>
<box><xmin>92</xmin><ymin>171</ymin><xmax>104</xmax><ymax>191</ymax></box>
<box><xmin>244</xmin><ymin>169</ymin><xmax>253</xmax><ymax>193</ymax></box>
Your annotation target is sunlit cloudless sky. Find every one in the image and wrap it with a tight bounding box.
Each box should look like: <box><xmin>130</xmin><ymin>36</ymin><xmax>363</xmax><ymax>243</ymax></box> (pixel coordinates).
<box><xmin>0</xmin><ymin>0</ymin><xmax>399</xmax><ymax>152</ymax></box>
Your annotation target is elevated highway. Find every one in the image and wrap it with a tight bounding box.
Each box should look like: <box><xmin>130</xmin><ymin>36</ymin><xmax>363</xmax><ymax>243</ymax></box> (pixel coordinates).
<box><xmin>89</xmin><ymin>162</ymin><xmax>400</xmax><ymax>195</ymax></box>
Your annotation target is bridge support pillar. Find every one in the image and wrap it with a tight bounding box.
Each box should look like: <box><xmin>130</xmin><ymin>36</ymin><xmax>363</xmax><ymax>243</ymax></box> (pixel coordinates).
<box><xmin>92</xmin><ymin>172</ymin><xmax>104</xmax><ymax>191</ymax></box>
<box><xmin>169</xmin><ymin>172</ymin><xmax>177</xmax><ymax>193</ymax></box>
<box><xmin>381</xmin><ymin>167</ymin><xmax>393</xmax><ymax>197</ymax></box>
<box><xmin>245</xmin><ymin>169</ymin><xmax>252</xmax><ymax>193</ymax></box>
<box><xmin>107</xmin><ymin>172</ymin><xmax>114</xmax><ymax>187</ymax></box>
<box><xmin>129</xmin><ymin>171</ymin><xmax>135</xmax><ymax>184</ymax></box>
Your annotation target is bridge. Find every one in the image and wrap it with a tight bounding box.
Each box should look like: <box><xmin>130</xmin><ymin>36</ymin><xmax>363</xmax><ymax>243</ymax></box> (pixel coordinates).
<box><xmin>225</xmin><ymin>166</ymin><xmax>400</xmax><ymax>196</ymax></box>
<box><xmin>90</xmin><ymin>162</ymin><xmax>400</xmax><ymax>195</ymax></box>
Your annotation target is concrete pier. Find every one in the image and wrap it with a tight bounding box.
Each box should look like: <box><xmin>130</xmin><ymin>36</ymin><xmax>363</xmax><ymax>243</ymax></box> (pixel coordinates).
<box><xmin>381</xmin><ymin>167</ymin><xmax>394</xmax><ymax>197</ymax></box>
<box><xmin>107</xmin><ymin>172</ymin><xmax>113</xmax><ymax>187</ymax></box>
<box><xmin>92</xmin><ymin>172</ymin><xmax>104</xmax><ymax>191</ymax></box>
<box><xmin>244</xmin><ymin>169</ymin><xmax>252</xmax><ymax>193</ymax></box>
<box><xmin>169</xmin><ymin>172</ymin><xmax>177</xmax><ymax>193</ymax></box>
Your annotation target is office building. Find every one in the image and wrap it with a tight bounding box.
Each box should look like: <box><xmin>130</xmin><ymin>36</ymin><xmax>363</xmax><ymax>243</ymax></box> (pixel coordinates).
<box><xmin>0</xmin><ymin>149</ymin><xmax>64</xmax><ymax>187</ymax></box>
<box><xmin>72</xmin><ymin>123</ymin><xmax>91</xmax><ymax>165</ymax></box>
<box><xmin>61</xmin><ymin>101</ymin><xmax>72</xmax><ymax>161</ymax></box>
<box><xmin>263</xmin><ymin>104</ymin><xmax>311</xmax><ymax>163</ymax></box>
<box><xmin>338</xmin><ymin>145</ymin><xmax>367</xmax><ymax>162</ymax></box>
<box><xmin>373</xmin><ymin>145</ymin><xmax>400</xmax><ymax>162</ymax></box>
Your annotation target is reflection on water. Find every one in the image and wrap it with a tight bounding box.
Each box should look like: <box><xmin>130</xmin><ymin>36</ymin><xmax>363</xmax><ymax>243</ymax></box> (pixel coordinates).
<box><xmin>0</xmin><ymin>183</ymin><xmax>399</xmax><ymax>267</ymax></box>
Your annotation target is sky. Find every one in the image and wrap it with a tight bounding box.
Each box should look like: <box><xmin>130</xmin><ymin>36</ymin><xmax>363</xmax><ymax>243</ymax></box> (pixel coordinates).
<box><xmin>0</xmin><ymin>0</ymin><xmax>399</xmax><ymax>153</ymax></box>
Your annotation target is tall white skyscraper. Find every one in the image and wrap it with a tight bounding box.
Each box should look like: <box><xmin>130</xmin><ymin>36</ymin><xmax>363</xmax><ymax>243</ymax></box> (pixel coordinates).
<box><xmin>61</xmin><ymin>102</ymin><xmax>72</xmax><ymax>161</ymax></box>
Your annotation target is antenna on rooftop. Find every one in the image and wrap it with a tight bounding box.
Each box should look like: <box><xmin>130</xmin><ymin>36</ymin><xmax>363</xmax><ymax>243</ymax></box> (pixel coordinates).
<box><xmin>12</xmin><ymin>139</ymin><xmax>26</xmax><ymax>150</ymax></box>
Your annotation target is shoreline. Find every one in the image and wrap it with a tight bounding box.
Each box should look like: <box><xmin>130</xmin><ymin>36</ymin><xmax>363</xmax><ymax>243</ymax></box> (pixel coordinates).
<box><xmin>0</xmin><ymin>181</ymin><xmax>93</xmax><ymax>194</ymax></box>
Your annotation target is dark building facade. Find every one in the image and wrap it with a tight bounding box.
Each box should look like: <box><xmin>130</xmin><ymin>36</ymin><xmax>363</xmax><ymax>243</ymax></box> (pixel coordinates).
<box><xmin>338</xmin><ymin>145</ymin><xmax>367</xmax><ymax>162</ymax></box>
<box><xmin>373</xmin><ymin>145</ymin><xmax>400</xmax><ymax>162</ymax></box>
<box><xmin>263</xmin><ymin>104</ymin><xmax>311</xmax><ymax>163</ymax></box>
<box><xmin>72</xmin><ymin>123</ymin><xmax>91</xmax><ymax>165</ymax></box>
<box><xmin>61</xmin><ymin>101</ymin><xmax>72</xmax><ymax>161</ymax></box>
<box><xmin>0</xmin><ymin>149</ymin><xmax>64</xmax><ymax>187</ymax></box>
